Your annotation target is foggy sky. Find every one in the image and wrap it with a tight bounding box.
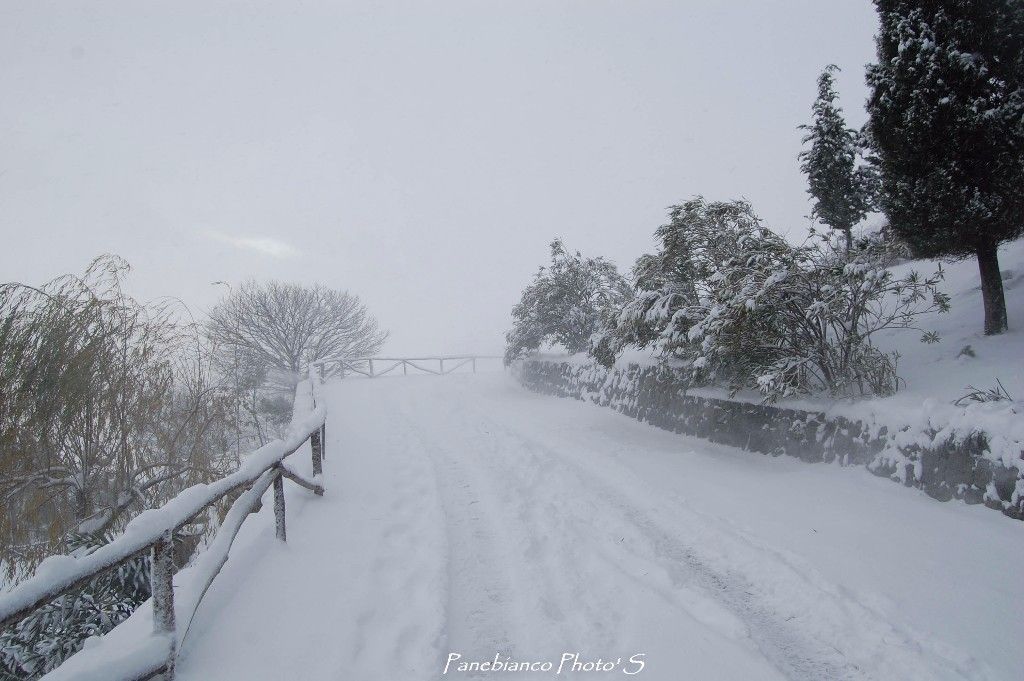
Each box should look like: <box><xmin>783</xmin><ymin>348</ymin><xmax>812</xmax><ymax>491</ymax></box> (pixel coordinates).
<box><xmin>0</xmin><ymin>1</ymin><xmax>878</xmax><ymax>355</ymax></box>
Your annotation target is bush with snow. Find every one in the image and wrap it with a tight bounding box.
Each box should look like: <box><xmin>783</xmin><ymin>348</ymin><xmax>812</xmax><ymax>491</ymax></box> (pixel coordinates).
<box><xmin>593</xmin><ymin>198</ymin><xmax>949</xmax><ymax>401</ymax></box>
<box><xmin>591</xmin><ymin>198</ymin><xmax>785</xmax><ymax>376</ymax></box>
<box><xmin>505</xmin><ymin>239</ymin><xmax>633</xmax><ymax>364</ymax></box>
<box><xmin>854</xmin><ymin>223</ymin><xmax>913</xmax><ymax>263</ymax></box>
<box><xmin>0</xmin><ymin>532</ymin><xmax>152</xmax><ymax>680</ymax></box>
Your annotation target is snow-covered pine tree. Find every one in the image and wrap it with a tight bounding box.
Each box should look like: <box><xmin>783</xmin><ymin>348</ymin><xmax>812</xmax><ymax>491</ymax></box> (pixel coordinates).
<box><xmin>865</xmin><ymin>0</ymin><xmax>1024</xmax><ymax>335</ymax></box>
<box><xmin>799</xmin><ymin>65</ymin><xmax>873</xmax><ymax>253</ymax></box>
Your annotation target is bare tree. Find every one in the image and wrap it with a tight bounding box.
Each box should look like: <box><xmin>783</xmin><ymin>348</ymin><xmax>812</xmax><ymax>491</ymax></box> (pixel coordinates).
<box><xmin>206</xmin><ymin>280</ymin><xmax>388</xmax><ymax>385</ymax></box>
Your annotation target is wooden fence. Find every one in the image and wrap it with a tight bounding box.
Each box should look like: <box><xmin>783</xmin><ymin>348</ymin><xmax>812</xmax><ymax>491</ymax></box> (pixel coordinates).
<box><xmin>315</xmin><ymin>355</ymin><xmax>502</xmax><ymax>379</ymax></box>
<box><xmin>0</xmin><ymin>368</ymin><xmax>328</xmax><ymax>681</ymax></box>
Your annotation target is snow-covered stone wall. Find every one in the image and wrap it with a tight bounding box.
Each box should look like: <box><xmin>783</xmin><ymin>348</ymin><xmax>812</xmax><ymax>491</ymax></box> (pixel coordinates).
<box><xmin>514</xmin><ymin>358</ymin><xmax>1023</xmax><ymax>521</ymax></box>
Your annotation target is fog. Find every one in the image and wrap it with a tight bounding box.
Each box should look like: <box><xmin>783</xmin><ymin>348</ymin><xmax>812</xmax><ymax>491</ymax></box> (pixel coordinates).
<box><xmin>0</xmin><ymin>1</ymin><xmax>877</xmax><ymax>356</ymax></box>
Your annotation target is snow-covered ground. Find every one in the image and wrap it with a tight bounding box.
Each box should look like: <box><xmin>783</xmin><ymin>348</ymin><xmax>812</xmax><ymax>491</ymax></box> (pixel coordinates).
<box><xmin>876</xmin><ymin>239</ymin><xmax>1024</xmax><ymax>402</ymax></box>
<box><xmin>173</xmin><ymin>372</ymin><xmax>1022</xmax><ymax>681</ymax></box>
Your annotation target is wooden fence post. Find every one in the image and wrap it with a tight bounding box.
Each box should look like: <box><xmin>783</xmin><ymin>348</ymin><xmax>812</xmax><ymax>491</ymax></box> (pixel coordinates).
<box><xmin>439</xmin><ymin>358</ymin><xmax>445</xmax><ymax>374</ymax></box>
<box><xmin>310</xmin><ymin>429</ymin><xmax>324</xmax><ymax>493</ymax></box>
<box><xmin>151</xmin><ymin>530</ymin><xmax>177</xmax><ymax>678</ymax></box>
<box><xmin>320</xmin><ymin>423</ymin><xmax>326</xmax><ymax>462</ymax></box>
<box><xmin>273</xmin><ymin>473</ymin><xmax>287</xmax><ymax>542</ymax></box>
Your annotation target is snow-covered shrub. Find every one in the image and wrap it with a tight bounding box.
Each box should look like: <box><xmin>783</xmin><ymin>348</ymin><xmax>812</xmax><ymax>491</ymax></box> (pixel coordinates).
<box><xmin>596</xmin><ymin>198</ymin><xmax>949</xmax><ymax>401</ymax></box>
<box><xmin>593</xmin><ymin>198</ymin><xmax>790</xmax><ymax>372</ymax></box>
<box><xmin>710</xmin><ymin>235</ymin><xmax>949</xmax><ymax>400</ymax></box>
<box><xmin>0</xmin><ymin>532</ymin><xmax>151</xmax><ymax>680</ymax></box>
<box><xmin>505</xmin><ymin>239</ymin><xmax>633</xmax><ymax>364</ymax></box>
<box><xmin>591</xmin><ymin>198</ymin><xmax>781</xmax><ymax>367</ymax></box>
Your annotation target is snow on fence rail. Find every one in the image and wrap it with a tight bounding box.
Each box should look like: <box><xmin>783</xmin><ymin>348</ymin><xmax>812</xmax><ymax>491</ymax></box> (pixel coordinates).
<box><xmin>315</xmin><ymin>355</ymin><xmax>502</xmax><ymax>378</ymax></box>
<box><xmin>0</xmin><ymin>368</ymin><xmax>329</xmax><ymax>681</ymax></box>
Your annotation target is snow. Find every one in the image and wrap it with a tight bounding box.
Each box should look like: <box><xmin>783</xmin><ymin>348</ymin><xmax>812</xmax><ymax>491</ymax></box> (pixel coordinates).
<box><xmin>164</xmin><ymin>373</ymin><xmax>1021</xmax><ymax>681</ymax></box>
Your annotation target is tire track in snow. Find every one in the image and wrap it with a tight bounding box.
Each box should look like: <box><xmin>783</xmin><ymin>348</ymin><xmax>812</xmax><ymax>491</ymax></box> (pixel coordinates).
<box><xmin>386</xmin><ymin>400</ymin><xmax>527</xmax><ymax>679</ymax></box>
<box><xmin>390</xmin><ymin>383</ymin><xmax>788</xmax><ymax>681</ymax></box>
<box><xmin>422</xmin><ymin>378</ymin><xmax>989</xmax><ymax>681</ymax></box>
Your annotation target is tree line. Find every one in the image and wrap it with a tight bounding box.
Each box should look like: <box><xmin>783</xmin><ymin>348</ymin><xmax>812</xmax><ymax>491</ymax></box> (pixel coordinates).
<box><xmin>507</xmin><ymin>0</ymin><xmax>1021</xmax><ymax>395</ymax></box>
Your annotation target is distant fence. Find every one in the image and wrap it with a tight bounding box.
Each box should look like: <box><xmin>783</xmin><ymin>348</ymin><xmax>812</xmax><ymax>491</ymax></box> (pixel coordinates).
<box><xmin>0</xmin><ymin>368</ymin><xmax>329</xmax><ymax>680</ymax></box>
<box><xmin>314</xmin><ymin>355</ymin><xmax>502</xmax><ymax>379</ymax></box>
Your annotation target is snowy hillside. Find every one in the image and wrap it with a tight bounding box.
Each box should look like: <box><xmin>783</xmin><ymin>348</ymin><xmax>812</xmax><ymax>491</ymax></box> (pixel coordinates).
<box><xmin>873</xmin><ymin>239</ymin><xmax>1024</xmax><ymax>406</ymax></box>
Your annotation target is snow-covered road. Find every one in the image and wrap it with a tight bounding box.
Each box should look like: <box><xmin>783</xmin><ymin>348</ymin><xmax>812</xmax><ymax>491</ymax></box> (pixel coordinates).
<box><xmin>174</xmin><ymin>372</ymin><xmax>1023</xmax><ymax>681</ymax></box>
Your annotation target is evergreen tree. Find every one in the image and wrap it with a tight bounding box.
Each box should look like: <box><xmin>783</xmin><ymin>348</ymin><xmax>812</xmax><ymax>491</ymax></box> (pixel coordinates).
<box><xmin>799</xmin><ymin>65</ymin><xmax>873</xmax><ymax>252</ymax></box>
<box><xmin>865</xmin><ymin>0</ymin><xmax>1024</xmax><ymax>335</ymax></box>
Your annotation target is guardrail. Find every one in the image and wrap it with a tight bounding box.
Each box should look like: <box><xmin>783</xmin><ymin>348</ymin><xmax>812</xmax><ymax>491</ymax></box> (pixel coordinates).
<box><xmin>315</xmin><ymin>355</ymin><xmax>502</xmax><ymax>378</ymax></box>
<box><xmin>0</xmin><ymin>367</ymin><xmax>328</xmax><ymax>681</ymax></box>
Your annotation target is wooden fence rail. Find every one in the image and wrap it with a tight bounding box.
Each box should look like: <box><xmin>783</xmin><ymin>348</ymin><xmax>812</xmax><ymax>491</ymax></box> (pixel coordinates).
<box><xmin>0</xmin><ymin>368</ymin><xmax>328</xmax><ymax>681</ymax></box>
<box><xmin>314</xmin><ymin>355</ymin><xmax>502</xmax><ymax>379</ymax></box>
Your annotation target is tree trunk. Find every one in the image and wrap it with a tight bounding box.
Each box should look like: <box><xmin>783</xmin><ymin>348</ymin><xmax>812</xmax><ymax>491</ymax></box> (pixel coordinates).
<box><xmin>844</xmin><ymin>227</ymin><xmax>853</xmax><ymax>254</ymax></box>
<box><xmin>977</xmin><ymin>242</ymin><xmax>1008</xmax><ymax>335</ymax></box>
<box><xmin>74</xmin><ymin>486</ymin><xmax>90</xmax><ymax>524</ymax></box>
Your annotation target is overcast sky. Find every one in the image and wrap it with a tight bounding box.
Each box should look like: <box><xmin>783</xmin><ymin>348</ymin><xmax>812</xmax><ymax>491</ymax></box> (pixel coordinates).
<box><xmin>0</xmin><ymin>1</ymin><xmax>878</xmax><ymax>355</ymax></box>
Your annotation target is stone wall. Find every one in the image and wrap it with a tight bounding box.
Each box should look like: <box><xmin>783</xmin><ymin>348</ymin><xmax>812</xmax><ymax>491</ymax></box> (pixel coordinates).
<box><xmin>514</xmin><ymin>358</ymin><xmax>1023</xmax><ymax>521</ymax></box>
